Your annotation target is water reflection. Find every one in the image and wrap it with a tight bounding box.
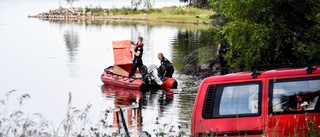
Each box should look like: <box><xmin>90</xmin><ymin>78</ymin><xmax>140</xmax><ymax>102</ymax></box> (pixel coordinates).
<box><xmin>172</xmin><ymin>29</ymin><xmax>215</xmax><ymax>71</ymax></box>
<box><xmin>177</xmin><ymin>92</ymin><xmax>195</xmax><ymax>123</ymax></box>
<box><xmin>41</xmin><ymin>19</ymin><xmax>212</xmax><ymax>70</ymax></box>
<box><xmin>157</xmin><ymin>90</ymin><xmax>174</xmax><ymax>116</ymax></box>
<box><xmin>100</xmin><ymin>84</ymin><xmax>190</xmax><ymax>136</ymax></box>
<box><xmin>2</xmin><ymin>12</ymin><xmax>207</xmax><ymax>135</ymax></box>
<box><xmin>101</xmin><ymin>85</ymin><xmax>142</xmax><ymax>136</ymax></box>
<box><xmin>64</xmin><ymin>29</ymin><xmax>80</xmax><ymax>62</ymax></box>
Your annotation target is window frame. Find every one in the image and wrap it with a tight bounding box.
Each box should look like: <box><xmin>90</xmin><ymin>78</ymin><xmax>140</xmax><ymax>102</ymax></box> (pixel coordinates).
<box><xmin>202</xmin><ymin>81</ymin><xmax>262</xmax><ymax>119</ymax></box>
<box><xmin>268</xmin><ymin>77</ymin><xmax>320</xmax><ymax>115</ymax></box>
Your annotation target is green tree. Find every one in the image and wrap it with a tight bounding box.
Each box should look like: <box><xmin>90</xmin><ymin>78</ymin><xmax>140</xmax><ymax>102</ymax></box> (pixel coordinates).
<box><xmin>180</xmin><ymin>0</ymin><xmax>210</xmax><ymax>8</ymax></box>
<box><xmin>131</xmin><ymin>0</ymin><xmax>153</xmax><ymax>9</ymax></box>
<box><xmin>66</xmin><ymin>0</ymin><xmax>78</xmax><ymax>7</ymax></box>
<box><xmin>210</xmin><ymin>0</ymin><xmax>320</xmax><ymax>71</ymax></box>
<box><xmin>179</xmin><ymin>0</ymin><xmax>192</xmax><ymax>5</ymax></box>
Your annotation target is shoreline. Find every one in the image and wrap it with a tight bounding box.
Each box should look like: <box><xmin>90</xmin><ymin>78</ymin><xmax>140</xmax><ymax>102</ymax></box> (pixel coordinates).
<box><xmin>27</xmin><ymin>7</ymin><xmax>213</xmax><ymax>25</ymax></box>
<box><xmin>28</xmin><ymin>16</ymin><xmax>207</xmax><ymax>24</ymax></box>
<box><xmin>28</xmin><ymin>17</ymin><xmax>209</xmax><ymax>25</ymax></box>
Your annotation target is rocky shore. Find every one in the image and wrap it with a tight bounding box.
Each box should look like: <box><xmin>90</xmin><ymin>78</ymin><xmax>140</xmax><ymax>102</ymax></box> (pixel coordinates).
<box><xmin>182</xmin><ymin>56</ymin><xmax>222</xmax><ymax>79</ymax></box>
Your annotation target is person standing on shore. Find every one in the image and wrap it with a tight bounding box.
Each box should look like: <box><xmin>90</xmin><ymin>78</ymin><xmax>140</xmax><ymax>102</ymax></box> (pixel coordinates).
<box><xmin>158</xmin><ymin>53</ymin><xmax>174</xmax><ymax>77</ymax></box>
<box><xmin>129</xmin><ymin>37</ymin><xmax>144</xmax><ymax>78</ymax></box>
<box><xmin>217</xmin><ymin>44</ymin><xmax>228</xmax><ymax>74</ymax></box>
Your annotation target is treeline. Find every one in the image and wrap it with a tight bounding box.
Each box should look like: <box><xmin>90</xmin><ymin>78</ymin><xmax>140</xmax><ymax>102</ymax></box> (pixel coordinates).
<box><xmin>206</xmin><ymin>0</ymin><xmax>320</xmax><ymax>71</ymax></box>
<box><xmin>179</xmin><ymin>0</ymin><xmax>210</xmax><ymax>8</ymax></box>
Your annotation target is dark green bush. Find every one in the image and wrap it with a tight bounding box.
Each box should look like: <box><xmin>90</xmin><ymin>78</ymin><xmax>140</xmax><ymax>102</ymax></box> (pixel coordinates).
<box><xmin>146</xmin><ymin>8</ymin><xmax>162</xmax><ymax>14</ymax></box>
<box><xmin>91</xmin><ymin>7</ymin><xmax>104</xmax><ymax>14</ymax></box>
<box><xmin>171</xmin><ymin>8</ymin><xmax>187</xmax><ymax>15</ymax></box>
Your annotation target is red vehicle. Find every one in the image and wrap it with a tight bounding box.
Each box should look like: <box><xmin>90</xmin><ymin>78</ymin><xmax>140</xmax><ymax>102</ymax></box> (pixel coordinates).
<box><xmin>191</xmin><ymin>66</ymin><xmax>320</xmax><ymax>136</ymax></box>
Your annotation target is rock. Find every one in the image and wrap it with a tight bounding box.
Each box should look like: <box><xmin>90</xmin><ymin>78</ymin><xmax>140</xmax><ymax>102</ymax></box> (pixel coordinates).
<box><xmin>68</xmin><ymin>8</ymin><xmax>75</xmax><ymax>14</ymax></box>
<box><xmin>62</xmin><ymin>9</ymin><xmax>68</xmax><ymax>14</ymax></box>
<box><xmin>196</xmin><ymin>70</ymin><xmax>215</xmax><ymax>79</ymax></box>
<box><xmin>74</xmin><ymin>8</ymin><xmax>79</xmax><ymax>12</ymax></box>
<box><xmin>182</xmin><ymin>64</ymin><xmax>196</xmax><ymax>75</ymax></box>
<box><xmin>54</xmin><ymin>9</ymin><xmax>60</xmax><ymax>14</ymax></box>
<box><xmin>200</xmin><ymin>61</ymin><xmax>211</xmax><ymax>70</ymax></box>
<box><xmin>82</xmin><ymin>8</ymin><xmax>86</xmax><ymax>15</ymax></box>
<box><xmin>211</xmin><ymin>63</ymin><xmax>220</xmax><ymax>71</ymax></box>
<box><xmin>48</xmin><ymin>15</ymin><xmax>54</xmax><ymax>18</ymax></box>
<box><xmin>211</xmin><ymin>56</ymin><xmax>219</xmax><ymax>63</ymax></box>
<box><xmin>139</xmin><ymin>131</ymin><xmax>151</xmax><ymax>137</ymax></box>
<box><xmin>188</xmin><ymin>55</ymin><xmax>224</xmax><ymax>79</ymax></box>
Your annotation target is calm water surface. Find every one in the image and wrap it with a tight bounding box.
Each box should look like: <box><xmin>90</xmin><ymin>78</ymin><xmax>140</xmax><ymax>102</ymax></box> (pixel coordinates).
<box><xmin>0</xmin><ymin>0</ymin><xmax>205</xmax><ymax>136</ymax></box>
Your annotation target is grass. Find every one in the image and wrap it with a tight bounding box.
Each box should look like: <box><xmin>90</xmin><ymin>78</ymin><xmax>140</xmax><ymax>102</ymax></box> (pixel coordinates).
<box><xmin>198</xmin><ymin>46</ymin><xmax>216</xmax><ymax>65</ymax></box>
<box><xmin>0</xmin><ymin>90</ymin><xmax>51</xmax><ymax>137</ymax></box>
<box><xmin>0</xmin><ymin>90</ymin><xmax>190</xmax><ymax>137</ymax></box>
<box><xmin>3</xmin><ymin>89</ymin><xmax>318</xmax><ymax>136</ymax></box>
<box><xmin>57</xmin><ymin>19</ymin><xmax>211</xmax><ymax>31</ymax></box>
<box><xmin>0</xmin><ymin>90</ymin><xmax>93</xmax><ymax>137</ymax></box>
<box><xmin>85</xmin><ymin>6</ymin><xmax>214</xmax><ymax>24</ymax></box>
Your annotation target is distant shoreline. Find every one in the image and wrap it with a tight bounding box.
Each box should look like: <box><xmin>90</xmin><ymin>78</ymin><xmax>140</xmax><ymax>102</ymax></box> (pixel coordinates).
<box><xmin>27</xmin><ymin>7</ymin><xmax>213</xmax><ymax>25</ymax></box>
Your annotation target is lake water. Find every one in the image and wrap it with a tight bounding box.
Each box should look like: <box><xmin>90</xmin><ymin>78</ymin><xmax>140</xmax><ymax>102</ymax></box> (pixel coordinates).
<box><xmin>0</xmin><ymin>0</ymin><xmax>205</xmax><ymax>136</ymax></box>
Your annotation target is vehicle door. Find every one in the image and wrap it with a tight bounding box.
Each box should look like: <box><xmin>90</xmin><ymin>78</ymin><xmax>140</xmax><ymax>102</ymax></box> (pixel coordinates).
<box><xmin>197</xmin><ymin>80</ymin><xmax>266</xmax><ymax>136</ymax></box>
<box><xmin>266</xmin><ymin>76</ymin><xmax>320</xmax><ymax>136</ymax></box>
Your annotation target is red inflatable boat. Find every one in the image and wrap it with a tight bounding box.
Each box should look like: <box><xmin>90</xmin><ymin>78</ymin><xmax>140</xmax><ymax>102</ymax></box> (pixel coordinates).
<box><xmin>101</xmin><ymin>66</ymin><xmax>178</xmax><ymax>89</ymax></box>
<box><xmin>101</xmin><ymin>40</ymin><xmax>178</xmax><ymax>90</ymax></box>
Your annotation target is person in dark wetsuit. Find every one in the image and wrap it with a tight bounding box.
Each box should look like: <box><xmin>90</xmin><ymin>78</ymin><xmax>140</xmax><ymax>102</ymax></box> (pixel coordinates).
<box><xmin>158</xmin><ymin>53</ymin><xmax>174</xmax><ymax>77</ymax></box>
<box><xmin>217</xmin><ymin>44</ymin><xmax>228</xmax><ymax>74</ymax></box>
<box><xmin>129</xmin><ymin>37</ymin><xmax>144</xmax><ymax>78</ymax></box>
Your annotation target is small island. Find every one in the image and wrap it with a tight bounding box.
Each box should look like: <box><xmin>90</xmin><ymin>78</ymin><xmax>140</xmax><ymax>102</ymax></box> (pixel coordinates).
<box><xmin>28</xmin><ymin>6</ymin><xmax>214</xmax><ymax>24</ymax></box>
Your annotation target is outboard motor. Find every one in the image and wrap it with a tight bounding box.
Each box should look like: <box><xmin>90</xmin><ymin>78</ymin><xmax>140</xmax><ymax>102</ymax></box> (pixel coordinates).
<box><xmin>147</xmin><ymin>64</ymin><xmax>163</xmax><ymax>85</ymax></box>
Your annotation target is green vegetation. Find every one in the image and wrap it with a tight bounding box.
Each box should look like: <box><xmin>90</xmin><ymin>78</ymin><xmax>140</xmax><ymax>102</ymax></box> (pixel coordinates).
<box><xmin>0</xmin><ymin>90</ymin><xmax>51</xmax><ymax>136</ymax></box>
<box><xmin>82</xmin><ymin>20</ymin><xmax>210</xmax><ymax>30</ymax></box>
<box><xmin>0</xmin><ymin>90</ymin><xmax>191</xmax><ymax>136</ymax></box>
<box><xmin>172</xmin><ymin>28</ymin><xmax>216</xmax><ymax>71</ymax></box>
<box><xmin>198</xmin><ymin>46</ymin><xmax>215</xmax><ymax>64</ymax></box>
<box><xmin>0</xmin><ymin>90</ymin><xmax>92</xmax><ymax>137</ymax></box>
<box><xmin>66</xmin><ymin>0</ymin><xmax>78</xmax><ymax>6</ymax></box>
<box><xmin>1</xmin><ymin>89</ymin><xmax>319</xmax><ymax>136</ymax></box>
<box><xmin>208</xmin><ymin>0</ymin><xmax>320</xmax><ymax>71</ymax></box>
<box><xmin>85</xmin><ymin>6</ymin><xmax>214</xmax><ymax>23</ymax></box>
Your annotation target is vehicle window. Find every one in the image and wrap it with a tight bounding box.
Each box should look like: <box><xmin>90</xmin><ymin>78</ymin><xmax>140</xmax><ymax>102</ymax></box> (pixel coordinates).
<box><xmin>202</xmin><ymin>82</ymin><xmax>261</xmax><ymax>118</ymax></box>
<box><xmin>219</xmin><ymin>84</ymin><xmax>259</xmax><ymax>115</ymax></box>
<box><xmin>271</xmin><ymin>78</ymin><xmax>320</xmax><ymax>113</ymax></box>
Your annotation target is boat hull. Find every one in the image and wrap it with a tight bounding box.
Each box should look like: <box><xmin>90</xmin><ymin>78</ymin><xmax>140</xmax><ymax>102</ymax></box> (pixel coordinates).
<box><xmin>101</xmin><ymin>71</ymin><xmax>145</xmax><ymax>90</ymax></box>
<box><xmin>160</xmin><ymin>77</ymin><xmax>178</xmax><ymax>89</ymax></box>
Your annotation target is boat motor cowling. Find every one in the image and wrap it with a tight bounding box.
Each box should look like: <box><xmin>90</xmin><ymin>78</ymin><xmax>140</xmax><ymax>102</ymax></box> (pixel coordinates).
<box><xmin>147</xmin><ymin>64</ymin><xmax>163</xmax><ymax>85</ymax></box>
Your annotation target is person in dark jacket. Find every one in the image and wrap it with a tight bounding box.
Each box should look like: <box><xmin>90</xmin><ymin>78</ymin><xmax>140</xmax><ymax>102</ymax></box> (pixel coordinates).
<box><xmin>158</xmin><ymin>53</ymin><xmax>174</xmax><ymax>77</ymax></box>
<box><xmin>288</xmin><ymin>93</ymin><xmax>308</xmax><ymax>112</ymax></box>
<box><xmin>129</xmin><ymin>37</ymin><xmax>144</xmax><ymax>78</ymax></box>
<box><xmin>217</xmin><ymin>44</ymin><xmax>229</xmax><ymax>74</ymax></box>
